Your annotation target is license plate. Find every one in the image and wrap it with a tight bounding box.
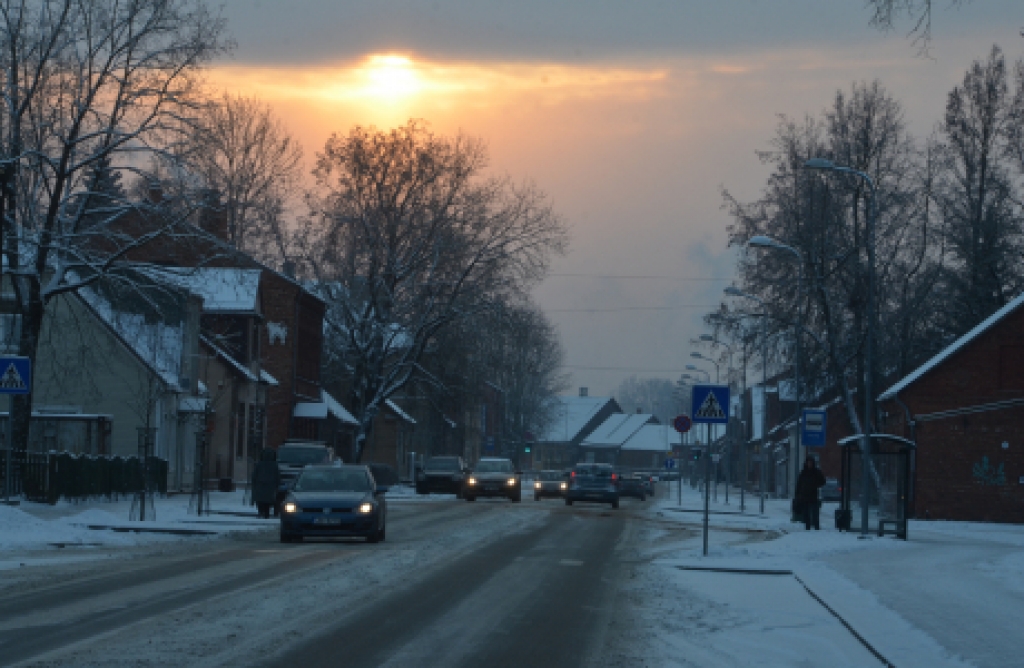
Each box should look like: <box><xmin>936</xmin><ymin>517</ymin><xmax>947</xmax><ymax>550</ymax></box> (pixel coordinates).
<box><xmin>313</xmin><ymin>517</ymin><xmax>342</xmax><ymax>525</ymax></box>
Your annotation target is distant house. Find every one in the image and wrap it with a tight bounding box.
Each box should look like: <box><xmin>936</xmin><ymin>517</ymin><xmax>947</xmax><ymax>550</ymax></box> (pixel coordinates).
<box><xmin>533</xmin><ymin>391</ymin><xmax>622</xmax><ymax>470</ymax></box>
<box><xmin>877</xmin><ymin>293</ymin><xmax>1024</xmax><ymax>523</ymax></box>
<box><xmin>618</xmin><ymin>424</ymin><xmax>681</xmax><ymax>470</ymax></box>
<box><xmin>579</xmin><ymin>412</ymin><xmax>658</xmax><ymax>465</ymax></box>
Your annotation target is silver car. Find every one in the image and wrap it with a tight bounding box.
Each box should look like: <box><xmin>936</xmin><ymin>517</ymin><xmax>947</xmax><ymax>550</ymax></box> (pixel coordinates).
<box><xmin>533</xmin><ymin>470</ymin><xmax>568</xmax><ymax>500</ymax></box>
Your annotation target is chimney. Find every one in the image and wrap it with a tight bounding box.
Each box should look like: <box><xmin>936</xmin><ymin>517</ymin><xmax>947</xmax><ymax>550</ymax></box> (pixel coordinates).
<box><xmin>579</xmin><ymin>387</ymin><xmax>588</xmax><ymax>397</ymax></box>
<box><xmin>147</xmin><ymin>181</ymin><xmax>163</xmax><ymax>205</ymax></box>
<box><xmin>198</xmin><ymin>189</ymin><xmax>229</xmax><ymax>242</ymax></box>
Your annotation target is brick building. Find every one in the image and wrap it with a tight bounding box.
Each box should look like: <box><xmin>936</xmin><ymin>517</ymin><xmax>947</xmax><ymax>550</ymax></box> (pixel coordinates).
<box><xmin>877</xmin><ymin>293</ymin><xmax>1024</xmax><ymax>523</ymax></box>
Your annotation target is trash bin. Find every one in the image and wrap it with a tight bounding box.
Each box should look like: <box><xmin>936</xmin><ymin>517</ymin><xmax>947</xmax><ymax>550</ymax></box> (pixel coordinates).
<box><xmin>218</xmin><ymin>477</ymin><xmax>235</xmax><ymax>492</ymax></box>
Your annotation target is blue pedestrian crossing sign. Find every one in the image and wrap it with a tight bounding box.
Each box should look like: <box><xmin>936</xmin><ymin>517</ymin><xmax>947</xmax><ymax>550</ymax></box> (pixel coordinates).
<box><xmin>691</xmin><ymin>384</ymin><xmax>730</xmax><ymax>425</ymax></box>
<box><xmin>801</xmin><ymin>408</ymin><xmax>827</xmax><ymax>447</ymax></box>
<box><xmin>0</xmin><ymin>356</ymin><xmax>31</xmax><ymax>394</ymax></box>
<box><xmin>664</xmin><ymin>458</ymin><xmax>675</xmax><ymax>469</ymax></box>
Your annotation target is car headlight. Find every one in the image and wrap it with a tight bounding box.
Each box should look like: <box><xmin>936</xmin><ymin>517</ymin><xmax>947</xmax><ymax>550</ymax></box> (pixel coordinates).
<box><xmin>358</xmin><ymin>502</ymin><xmax>373</xmax><ymax>514</ymax></box>
<box><xmin>468</xmin><ymin>477</ymin><xmax>477</xmax><ymax>485</ymax></box>
<box><xmin>560</xmin><ymin>482</ymin><xmax>567</xmax><ymax>490</ymax></box>
<box><xmin>283</xmin><ymin>502</ymin><xmax>299</xmax><ymax>513</ymax></box>
<box><xmin>534</xmin><ymin>482</ymin><xmax>541</xmax><ymax>489</ymax></box>
<box><xmin>507</xmin><ymin>478</ymin><xmax>516</xmax><ymax>486</ymax></box>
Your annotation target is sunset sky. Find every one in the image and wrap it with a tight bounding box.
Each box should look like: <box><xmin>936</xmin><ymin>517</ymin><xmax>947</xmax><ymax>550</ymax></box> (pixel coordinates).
<box><xmin>214</xmin><ymin>0</ymin><xmax>1022</xmax><ymax>396</ymax></box>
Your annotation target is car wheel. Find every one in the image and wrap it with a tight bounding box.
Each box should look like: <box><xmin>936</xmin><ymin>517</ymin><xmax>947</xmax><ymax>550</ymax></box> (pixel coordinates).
<box><xmin>456</xmin><ymin>487</ymin><xmax>463</xmax><ymax>499</ymax></box>
<box><xmin>640</xmin><ymin>494</ymin><xmax>646</xmax><ymax>502</ymax></box>
<box><xmin>511</xmin><ymin>494</ymin><xmax>521</xmax><ymax>503</ymax></box>
<box><xmin>466</xmin><ymin>495</ymin><xmax>476</xmax><ymax>502</ymax></box>
<box><xmin>367</xmin><ymin>530</ymin><xmax>380</xmax><ymax>544</ymax></box>
<box><xmin>280</xmin><ymin>533</ymin><xmax>290</xmax><ymax>544</ymax></box>
<box><xmin>565</xmin><ymin>499</ymin><xmax>573</xmax><ymax>506</ymax></box>
<box><xmin>534</xmin><ymin>495</ymin><xmax>541</xmax><ymax>502</ymax></box>
<box><xmin>378</xmin><ymin>525</ymin><xmax>386</xmax><ymax>542</ymax></box>
<box><xmin>416</xmin><ymin>485</ymin><xmax>427</xmax><ymax>495</ymax></box>
<box><xmin>611</xmin><ymin>499</ymin><xmax>619</xmax><ymax>509</ymax></box>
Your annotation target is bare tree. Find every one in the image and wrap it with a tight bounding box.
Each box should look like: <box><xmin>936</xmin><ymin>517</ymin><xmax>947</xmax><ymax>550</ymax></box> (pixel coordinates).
<box><xmin>615</xmin><ymin>376</ymin><xmax>676</xmax><ymax>424</ymax></box>
<box><xmin>182</xmin><ymin>93</ymin><xmax>303</xmax><ymax>265</ymax></box>
<box><xmin>0</xmin><ymin>0</ymin><xmax>228</xmax><ymax>453</ymax></box>
<box><xmin>301</xmin><ymin>120</ymin><xmax>568</xmax><ymax>462</ymax></box>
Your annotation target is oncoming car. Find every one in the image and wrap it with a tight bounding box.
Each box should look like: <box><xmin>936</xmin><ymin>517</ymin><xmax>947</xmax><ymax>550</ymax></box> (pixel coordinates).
<box><xmin>464</xmin><ymin>458</ymin><xmax>521</xmax><ymax>502</ymax></box>
<box><xmin>533</xmin><ymin>470</ymin><xmax>568</xmax><ymax>501</ymax></box>
<box><xmin>280</xmin><ymin>465</ymin><xmax>387</xmax><ymax>543</ymax></box>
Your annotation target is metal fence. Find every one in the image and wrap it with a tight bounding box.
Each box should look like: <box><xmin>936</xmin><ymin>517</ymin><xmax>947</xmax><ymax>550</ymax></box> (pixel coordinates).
<box><xmin>1</xmin><ymin>450</ymin><xmax>167</xmax><ymax>504</ymax></box>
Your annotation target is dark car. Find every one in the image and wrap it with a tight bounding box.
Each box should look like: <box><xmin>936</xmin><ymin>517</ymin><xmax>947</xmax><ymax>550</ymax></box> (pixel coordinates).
<box><xmin>638</xmin><ymin>472</ymin><xmax>656</xmax><ymax>497</ymax></box>
<box><xmin>618</xmin><ymin>474</ymin><xmax>646</xmax><ymax>501</ymax></box>
<box><xmin>821</xmin><ymin>477</ymin><xmax>841</xmax><ymax>503</ymax></box>
<box><xmin>275</xmin><ymin>442</ymin><xmax>335</xmax><ymax>508</ymax></box>
<box><xmin>464</xmin><ymin>458</ymin><xmax>521</xmax><ymax>502</ymax></box>
<box><xmin>533</xmin><ymin>470</ymin><xmax>567</xmax><ymax>500</ymax></box>
<box><xmin>280</xmin><ymin>465</ymin><xmax>387</xmax><ymax>543</ymax></box>
<box><xmin>565</xmin><ymin>463</ymin><xmax>620</xmax><ymax>509</ymax></box>
<box><xmin>416</xmin><ymin>455</ymin><xmax>467</xmax><ymax>496</ymax></box>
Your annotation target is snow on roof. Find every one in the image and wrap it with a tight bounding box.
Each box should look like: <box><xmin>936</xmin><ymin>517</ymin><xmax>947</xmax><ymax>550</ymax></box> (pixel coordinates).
<box><xmin>537</xmin><ymin>395</ymin><xmax>617</xmax><ymax>443</ymax></box>
<box><xmin>145</xmin><ymin>267</ymin><xmax>261</xmax><ymax>313</ymax></box>
<box><xmin>78</xmin><ymin>285</ymin><xmax>184</xmax><ymax>388</ymax></box>
<box><xmin>621</xmin><ymin>424</ymin><xmax>681</xmax><ymax>451</ymax></box>
<box><xmin>581</xmin><ymin>413</ymin><xmax>654</xmax><ymax>448</ymax></box>
<box><xmin>179</xmin><ymin>397</ymin><xmax>209</xmax><ymax>413</ymax></box>
<box><xmin>259</xmin><ymin>369</ymin><xmax>279</xmax><ymax>387</ymax></box>
<box><xmin>386</xmin><ymin>399</ymin><xmax>416</xmax><ymax>424</ymax></box>
<box><xmin>878</xmin><ymin>291</ymin><xmax>1024</xmax><ymax>401</ymax></box>
<box><xmin>293</xmin><ymin>389</ymin><xmax>358</xmax><ymax>425</ymax></box>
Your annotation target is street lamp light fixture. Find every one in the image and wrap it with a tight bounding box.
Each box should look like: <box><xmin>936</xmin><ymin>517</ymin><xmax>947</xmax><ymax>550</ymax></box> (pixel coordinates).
<box><xmin>803</xmin><ymin>157</ymin><xmax>836</xmax><ymax>171</ymax></box>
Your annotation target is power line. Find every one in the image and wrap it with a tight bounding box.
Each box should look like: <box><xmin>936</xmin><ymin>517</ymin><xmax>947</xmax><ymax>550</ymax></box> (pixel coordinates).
<box><xmin>548</xmin><ymin>272</ymin><xmax>732</xmax><ymax>282</ymax></box>
<box><xmin>546</xmin><ymin>305</ymin><xmax>721</xmax><ymax>313</ymax></box>
<box><xmin>562</xmin><ymin>365</ymin><xmax>702</xmax><ymax>373</ymax></box>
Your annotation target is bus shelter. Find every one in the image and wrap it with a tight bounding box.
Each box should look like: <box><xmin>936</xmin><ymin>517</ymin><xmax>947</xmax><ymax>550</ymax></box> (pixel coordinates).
<box><xmin>837</xmin><ymin>433</ymin><xmax>914</xmax><ymax>540</ymax></box>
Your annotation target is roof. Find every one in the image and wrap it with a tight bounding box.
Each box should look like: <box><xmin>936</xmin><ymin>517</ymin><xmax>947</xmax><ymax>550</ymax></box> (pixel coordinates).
<box><xmin>879</xmin><ymin>291</ymin><xmax>1024</xmax><ymax>401</ymax></box>
<box><xmin>620</xmin><ymin>424</ymin><xmax>682</xmax><ymax>451</ymax></box>
<box><xmin>581</xmin><ymin>413</ymin><xmax>654</xmax><ymax>448</ymax></box>
<box><xmin>200</xmin><ymin>335</ymin><xmax>277</xmax><ymax>386</ymax></box>
<box><xmin>386</xmin><ymin>399</ymin><xmax>416</xmax><ymax>424</ymax></box>
<box><xmin>146</xmin><ymin>267</ymin><xmax>261</xmax><ymax>313</ymax></box>
<box><xmin>537</xmin><ymin>395</ymin><xmax>617</xmax><ymax>443</ymax></box>
<box><xmin>293</xmin><ymin>389</ymin><xmax>358</xmax><ymax>425</ymax></box>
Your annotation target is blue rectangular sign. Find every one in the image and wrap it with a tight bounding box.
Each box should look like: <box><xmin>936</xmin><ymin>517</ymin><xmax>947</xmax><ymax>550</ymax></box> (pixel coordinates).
<box><xmin>801</xmin><ymin>408</ymin><xmax>827</xmax><ymax>447</ymax></box>
<box><xmin>0</xmin><ymin>356</ymin><xmax>31</xmax><ymax>395</ymax></box>
<box><xmin>690</xmin><ymin>384</ymin><xmax>730</xmax><ymax>425</ymax></box>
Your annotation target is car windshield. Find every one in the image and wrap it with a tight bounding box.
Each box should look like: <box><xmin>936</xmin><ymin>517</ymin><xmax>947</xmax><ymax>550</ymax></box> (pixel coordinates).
<box><xmin>539</xmin><ymin>471</ymin><xmax>562</xmax><ymax>481</ymax></box>
<box><xmin>475</xmin><ymin>460</ymin><xmax>512</xmax><ymax>473</ymax></box>
<box><xmin>425</xmin><ymin>457</ymin><xmax>460</xmax><ymax>470</ymax></box>
<box><xmin>573</xmin><ymin>465</ymin><xmax>613</xmax><ymax>478</ymax></box>
<box><xmin>294</xmin><ymin>469</ymin><xmax>371</xmax><ymax>492</ymax></box>
<box><xmin>278</xmin><ymin>448</ymin><xmax>330</xmax><ymax>465</ymax></box>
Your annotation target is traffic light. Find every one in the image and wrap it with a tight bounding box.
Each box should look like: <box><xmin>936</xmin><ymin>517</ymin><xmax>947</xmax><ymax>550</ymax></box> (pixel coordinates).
<box><xmin>524</xmin><ymin>447</ymin><xmax>531</xmax><ymax>453</ymax></box>
<box><xmin>692</xmin><ymin>449</ymin><xmax>702</xmax><ymax>461</ymax></box>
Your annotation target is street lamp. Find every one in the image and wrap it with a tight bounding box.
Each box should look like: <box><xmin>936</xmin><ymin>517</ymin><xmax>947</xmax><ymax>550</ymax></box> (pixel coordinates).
<box><xmin>804</xmin><ymin>157</ymin><xmax>877</xmax><ymax>538</ymax></box>
<box><xmin>689</xmin><ymin>352</ymin><xmax>720</xmax><ymax>383</ymax></box>
<box><xmin>748</xmin><ymin>234</ymin><xmax>805</xmax><ymax>509</ymax></box>
<box><xmin>685</xmin><ymin>364</ymin><xmax>710</xmax><ymax>383</ymax></box>
<box><xmin>725</xmin><ymin>286</ymin><xmax>768</xmax><ymax>514</ymax></box>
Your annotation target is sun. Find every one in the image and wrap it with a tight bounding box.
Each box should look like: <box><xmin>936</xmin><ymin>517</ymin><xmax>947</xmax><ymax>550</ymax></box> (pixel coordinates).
<box><xmin>359</xmin><ymin>55</ymin><xmax>423</xmax><ymax>101</ymax></box>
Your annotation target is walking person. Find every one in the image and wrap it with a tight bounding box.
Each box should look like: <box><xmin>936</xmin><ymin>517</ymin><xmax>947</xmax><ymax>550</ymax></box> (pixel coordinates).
<box><xmin>251</xmin><ymin>448</ymin><xmax>280</xmax><ymax>519</ymax></box>
<box><xmin>795</xmin><ymin>455</ymin><xmax>825</xmax><ymax>530</ymax></box>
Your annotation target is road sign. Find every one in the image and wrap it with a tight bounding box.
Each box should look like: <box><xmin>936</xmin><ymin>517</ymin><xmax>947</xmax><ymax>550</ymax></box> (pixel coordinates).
<box><xmin>672</xmin><ymin>414</ymin><xmax>692</xmax><ymax>433</ymax></box>
<box><xmin>801</xmin><ymin>408</ymin><xmax>827</xmax><ymax>447</ymax></box>
<box><xmin>664</xmin><ymin>458</ymin><xmax>675</xmax><ymax>469</ymax></box>
<box><xmin>691</xmin><ymin>384</ymin><xmax>730</xmax><ymax>424</ymax></box>
<box><xmin>0</xmin><ymin>356</ymin><xmax>31</xmax><ymax>395</ymax></box>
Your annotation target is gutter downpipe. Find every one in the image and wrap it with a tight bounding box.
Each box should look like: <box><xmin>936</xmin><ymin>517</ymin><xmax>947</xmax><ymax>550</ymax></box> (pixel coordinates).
<box><xmin>892</xmin><ymin>392</ymin><xmax>917</xmax><ymax>518</ymax></box>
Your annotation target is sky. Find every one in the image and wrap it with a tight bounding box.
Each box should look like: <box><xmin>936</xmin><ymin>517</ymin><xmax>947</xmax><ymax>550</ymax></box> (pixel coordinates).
<box><xmin>211</xmin><ymin>0</ymin><xmax>1023</xmax><ymax>397</ymax></box>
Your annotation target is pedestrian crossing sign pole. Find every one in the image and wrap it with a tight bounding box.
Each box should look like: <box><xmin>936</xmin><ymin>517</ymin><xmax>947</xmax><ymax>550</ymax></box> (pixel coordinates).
<box><xmin>1</xmin><ymin>356</ymin><xmax>32</xmax><ymax>506</ymax></box>
<box><xmin>690</xmin><ymin>384</ymin><xmax>730</xmax><ymax>556</ymax></box>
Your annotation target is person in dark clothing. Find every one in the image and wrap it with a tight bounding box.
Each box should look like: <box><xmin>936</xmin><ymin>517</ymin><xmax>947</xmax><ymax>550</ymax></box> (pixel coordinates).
<box><xmin>251</xmin><ymin>448</ymin><xmax>280</xmax><ymax>519</ymax></box>
<box><xmin>795</xmin><ymin>455</ymin><xmax>826</xmax><ymax>530</ymax></box>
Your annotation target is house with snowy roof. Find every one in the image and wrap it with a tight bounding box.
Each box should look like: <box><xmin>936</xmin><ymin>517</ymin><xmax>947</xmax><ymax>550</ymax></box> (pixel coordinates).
<box><xmin>877</xmin><ymin>292</ymin><xmax>1024</xmax><ymax>523</ymax></box>
<box><xmin>533</xmin><ymin>390</ymin><xmax>622</xmax><ymax>469</ymax></box>
<box><xmin>578</xmin><ymin>412</ymin><xmax>659</xmax><ymax>465</ymax></box>
<box><xmin>618</xmin><ymin>424</ymin><xmax>682</xmax><ymax>471</ymax></box>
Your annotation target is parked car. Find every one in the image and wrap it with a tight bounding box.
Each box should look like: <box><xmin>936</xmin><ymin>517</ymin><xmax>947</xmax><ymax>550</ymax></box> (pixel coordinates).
<box><xmin>275</xmin><ymin>441</ymin><xmax>335</xmax><ymax>508</ymax></box>
<box><xmin>533</xmin><ymin>470</ymin><xmax>568</xmax><ymax>500</ymax></box>
<box><xmin>415</xmin><ymin>455</ymin><xmax>467</xmax><ymax>496</ymax></box>
<box><xmin>464</xmin><ymin>457</ymin><xmax>521</xmax><ymax>502</ymax></box>
<box><xmin>618</xmin><ymin>474</ymin><xmax>646</xmax><ymax>501</ymax></box>
<box><xmin>821</xmin><ymin>477</ymin><xmax>841</xmax><ymax>503</ymax></box>
<box><xmin>565</xmin><ymin>463</ymin><xmax>620</xmax><ymax>509</ymax></box>
<box><xmin>279</xmin><ymin>464</ymin><xmax>388</xmax><ymax>543</ymax></box>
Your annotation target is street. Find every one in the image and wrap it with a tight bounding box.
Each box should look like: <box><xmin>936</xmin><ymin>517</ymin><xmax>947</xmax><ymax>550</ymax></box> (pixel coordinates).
<box><xmin>0</xmin><ymin>493</ymin><xmax>650</xmax><ymax>668</ymax></box>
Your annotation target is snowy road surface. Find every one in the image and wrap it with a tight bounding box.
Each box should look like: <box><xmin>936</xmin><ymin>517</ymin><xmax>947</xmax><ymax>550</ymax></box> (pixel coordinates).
<box><xmin>1</xmin><ymin>483</ymin><xmax>1020</xmax><ymax>667</ymax></box>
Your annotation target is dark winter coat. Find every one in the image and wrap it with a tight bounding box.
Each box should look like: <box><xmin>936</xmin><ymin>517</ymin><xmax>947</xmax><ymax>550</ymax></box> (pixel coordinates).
<box><xmin>251</xmin><ymin>460</ymin><xmax>281</xmax><ymax>505</ymax></box>
<box><xmin>795</xmin><ymin>466</ymin><xmax>826</xmax><ymax>504</ymax></box>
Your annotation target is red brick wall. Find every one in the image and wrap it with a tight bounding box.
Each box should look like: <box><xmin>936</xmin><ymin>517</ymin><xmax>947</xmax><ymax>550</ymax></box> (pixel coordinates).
<box><xmin>881</xmin><ymin>304</ymin><xmax>1024</xmax><ymax>522</ymax></box>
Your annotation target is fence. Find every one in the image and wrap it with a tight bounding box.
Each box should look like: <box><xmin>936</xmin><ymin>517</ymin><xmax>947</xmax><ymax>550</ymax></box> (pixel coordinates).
<box><xmin>1</xmin><ymin>450</ymin><xmax>167</xmax><ymax>504</ymax></box>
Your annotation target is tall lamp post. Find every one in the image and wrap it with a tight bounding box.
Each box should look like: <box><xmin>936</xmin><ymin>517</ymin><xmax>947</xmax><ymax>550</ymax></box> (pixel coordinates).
<box><xmin>725</xmin><ymin>286</ymin><xmax>768</xmax><ymax>514</ymax></box>
<box><xmin>699</xmin><ymin>335</ymin><xmax>738</xmax><ymax>505</ymax></box>
<box><xmin>748</xmin><ymin>235</ymin><xmax>805</xmax><ymax>507</ymax></box>
<box><xmin>804</xmin><ymin>157</ymin><xmax>876</xmax><ymax>538</ymax></box>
